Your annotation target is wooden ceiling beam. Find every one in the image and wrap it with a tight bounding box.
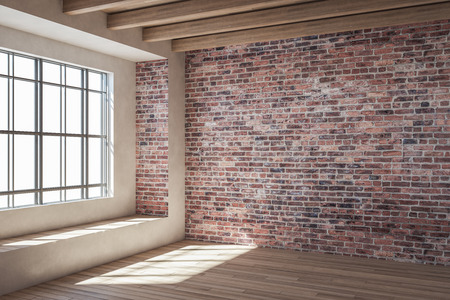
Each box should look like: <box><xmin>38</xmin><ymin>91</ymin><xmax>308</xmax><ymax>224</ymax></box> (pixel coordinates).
<box><xmin>102</xmin><ymin>0</ymin><xmax>183</xmax><ymax>13</ymax></box>
<box><xmin>64</xmin><ymin>0</ymin><xmax>131</xmax><ymax>15</ymax></box>
<box><xmin>63</xmin><ymin>0</ymin><xmax>177</xmax><ymax>15</ymax></box>
<box><xmin>144</xmin><ymin>0</ymin><xmax>448</xmax><ymax>42</ymax></box>
<box><xmin>172</xmin><ymin>2</ymin><xmax>450</xmax><ymax>52</ymax></box>
<box><xmin>107</xmin><ymin>0</ymin><xmax>316</xmax><ymax>30</ymax></box>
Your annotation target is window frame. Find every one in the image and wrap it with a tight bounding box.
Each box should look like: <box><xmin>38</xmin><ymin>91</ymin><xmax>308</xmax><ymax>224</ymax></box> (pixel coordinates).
<box><xmin>0</xmin><ymin>49</ymin><xmax>110</xmax><ymax>209</ymax></box>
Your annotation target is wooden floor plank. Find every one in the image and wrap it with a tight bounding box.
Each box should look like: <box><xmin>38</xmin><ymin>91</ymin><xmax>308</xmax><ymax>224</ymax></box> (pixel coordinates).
<box><xmin>4</xmin><ymin>240</ymin><xmax>449</xmax><ymax>299</ymax></box>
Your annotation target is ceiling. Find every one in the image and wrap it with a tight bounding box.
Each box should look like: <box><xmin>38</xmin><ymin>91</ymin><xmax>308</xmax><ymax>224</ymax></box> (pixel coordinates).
<box><xmin>63</xmin><ymin>0</ymin><xmax>450</xmax><ymax>52</ymax></box>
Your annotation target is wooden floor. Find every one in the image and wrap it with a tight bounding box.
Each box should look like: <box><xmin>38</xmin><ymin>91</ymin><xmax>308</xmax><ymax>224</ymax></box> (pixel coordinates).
<box><xmin>3</xmin><ymin>240</ymin><xmax>450</xmax><ymax>300</ymax></box>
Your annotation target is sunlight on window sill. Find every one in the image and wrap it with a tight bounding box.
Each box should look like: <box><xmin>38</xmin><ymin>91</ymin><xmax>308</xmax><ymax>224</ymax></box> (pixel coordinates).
<box><xmin>0</xmin><ymin>217</ymin><xmax>161</xmax><ymax>250</ymax></box>
<box><xmin>76</xmin><ymin>244</ymin><xmax>256</xmax><ymax>285</ymax></box>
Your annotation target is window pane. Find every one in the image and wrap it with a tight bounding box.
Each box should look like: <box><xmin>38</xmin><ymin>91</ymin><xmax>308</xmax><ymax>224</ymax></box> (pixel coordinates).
<box><xmin>0</xmin><ymin>134</ymin><xmax>7</xmax><ymax>192</ymax></box>
<box><xmin>14</xmin><ymin>135</ymin><xmax>35</xmax><ymax>191</ymax></box>
<box><xmin>89</xmin><ymin>92</ymin><xmax>101</xmax><ymax>135</ymax></box>
<box><xmin>66</xmin><ymin>137</ymin><xmax>81</xmax><ymax>186</ymax></box>
<box><xmin>14</xmin><ymin>193</ymin><xmax>35</xmax><ymax>207</ymax></box>
<box><xmin>0</xmin><ymin>195</ymin><xmax>8</xmax><ymax>209</ymax></box>
<box><xmin>89</xmin><ymin>137</ymin><xmax>101</xmax><ymax>184</ymax></box>
<box><xmin>0</xmin><ymin>134</ymin><xmax>8</xmax><ymax>192</ymax></box>
<box><xmin>14</xmin><ymin>80</ymin><xmax>36</xmax><ymax>132</ymax></box>
<box><xmin>66</xmin><ymin>88</ymin><xmax>82</xmax><ymax>134</ymax></box>
<box><xmin>43</xmin><ymin>84</ymin><xmax>61</xmax><ymax>133</ymax></box>
<box><xmin>43</xmin><ymin>62</ymin><xmax>61</xmax><ymax>84</ymax></box>
<box><xmin>66</xmin><ymin>67</ymin><xmax>82</xmax><ymax>88</ymax></box>
<box><xmin>14</xmin><ymin>56</ymin><xmax>35</xmax><ymax>80</ymax></box>
<box><xmin>89</xmin><ymin>187</ymin><xmax>101</xmax><ymax>199</ymax></box>
<box><xmin>43</xmin><ymin>190</ymin><xmax>61</xmax><ymax>204</ymax></box>
<box><xmin>88</xmin><ymin>71</ymin><xmax>102</xmax><ymax>91</ymax></box>
<box><xmin>0</xmin><ymin>77</ymin><xmax>8</xmax><ymax>130</ymax></box>
<box><xmin>66</xmin><ymin>188</ymin><xmax>81</xmax><ymax>201</ymax></box>
<box><xmin>43</xmin><ymin>136</ymin><xmax>61</xmax><ymax>188</ymax></box>
<box><xmin>0</xmin><ymin>52</ymin><xmax>8</xmax><ymax>75</ymax></box>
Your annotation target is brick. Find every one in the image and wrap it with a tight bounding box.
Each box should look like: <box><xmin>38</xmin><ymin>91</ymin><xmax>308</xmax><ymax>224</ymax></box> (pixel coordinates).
<box><xmin>136</xmin><ymin>60</ymin><xmax>169</xmax><ymax>217</ymax></box>
<box><xmin>142</xmin><ymin>20</ymin><xmax>450</xmax><ymax>266</ymax></box>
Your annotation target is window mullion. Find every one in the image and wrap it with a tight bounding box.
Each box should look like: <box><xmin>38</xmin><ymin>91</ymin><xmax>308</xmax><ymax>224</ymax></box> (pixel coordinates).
<box><xmin>103</xmin><ymin>74</ymin><xmax>108</xmax><ymax>198</ymax></box>
<box><xmin>85</xmin><ymin>71</ymin><xmax>89</xmax><ymax>199</ymax></box>
<box><xmin>63</xmin><ymin>65</ymin><xmax>67</xmax><ymax>201</ymax></box>
<box><xmin>60</xmin><ymin>65</ymin><xmax>64</xmax><ymax>202</ymax></box>
<box><xmin>11</xmin><ymin>54</ymin><xmax>14</xmax><ymax>207</ymax></box>
<box><xmin>37</xmin><ymin>59</ymin><xmax>43</xmax><ymax>205</ymax></box>
<box><xmin>101</xmin><ymin>86</ymin><xmax>104</xmax><ymax>198</ymax></box>
<box><xmin>7</xmin><ymin>54</ymin><xmax>11</xmax><ymax>207</ymax></box>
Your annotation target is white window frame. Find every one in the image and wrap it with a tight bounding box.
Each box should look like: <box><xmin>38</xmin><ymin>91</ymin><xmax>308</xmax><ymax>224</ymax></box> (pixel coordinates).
<box><xmin>0</xmin><ymin>49</ymin><xmax>110</xmax><ymax>209</ymax></box>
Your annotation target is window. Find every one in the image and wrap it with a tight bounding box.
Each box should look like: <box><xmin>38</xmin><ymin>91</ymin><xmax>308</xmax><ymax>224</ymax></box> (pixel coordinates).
<box><xmin>0</xmin><ymin>49</ymin><xmax>110</xmax><ymax>209</ymax></box>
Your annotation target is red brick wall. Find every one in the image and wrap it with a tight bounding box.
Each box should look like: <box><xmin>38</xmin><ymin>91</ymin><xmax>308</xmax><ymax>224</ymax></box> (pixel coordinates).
<box><xmin>136</xmin><ymin>59</ymin><xmax>169</xmax><ymax>216</ymax></box>
<box><xmin>185</xmin><ymin>20</ymin><xmax>450</xmax><ymax>265</ymax></box>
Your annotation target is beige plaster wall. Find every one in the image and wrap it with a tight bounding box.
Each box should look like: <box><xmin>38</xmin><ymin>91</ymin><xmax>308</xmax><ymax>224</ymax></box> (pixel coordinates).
<box><xmin>167</xmin><ymin>51</ymin><xmax>186</xmax><ymax>239</ymax></box>
<box><xmin>0</xmin><ymin>0</ymin><xmax>185</xmax><ymax>244</ymax></box>
<box><xmin>0</xmin><ymin>1</ymin><xmax>185</xmax><ymax>294</ymax></box>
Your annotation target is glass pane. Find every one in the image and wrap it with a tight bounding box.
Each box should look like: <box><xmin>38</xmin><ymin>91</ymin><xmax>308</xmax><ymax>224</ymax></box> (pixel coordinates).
<box><xmin>43</xmin><ymin>62</ymin><xmax>61</xmax><ymax>84</ymax></box>
<box><xmin>0</xmin><ymin>52</ymin><xmax>8</xmax><ymax>75</ymax></box>
<box><xmin>0</xmin><ymin>134</ymin><xmax>7</xmax><ymax>192</ymax></box>
<box><xmin>88</xmin><ymin>138</ymin><xmax>101</xmax><ymax>184</ymax></box>
<box><xmin>43</xmin><ymin>190</ymin><xmax>61</xmax><ymax>204</ymax></box>
<box><xmin>43</xmin><ymin>136</ymin><xmax>61</xmax><ymax>188</ymax></box>
<box><xmin>66</xmin><ymin>188</ymin><xmax>81</xmax><ymax>201</ymax></box>
<box><xmin>0</xmin><ymin>77</ymin><xmax>8</xmax><ymax>130</ymax></box>
<box><xmin>14</xmin><ymin>193</ymin><xmax>35</xmax><ymax>207</ymax></box>
<box><xmin>14</xmin><ymin>56</ymin><xmax>35</xmax><ymax>80</ymax></box>
<box><xmin>88</xmin><ymin>72</ymin><xmax>102</xmax><ymax>91</ymax></box>
<box><xmin>89</xmin><ymin>92</ymin><xmax>101</xmax><ymax>135</ymax></box>
<box><xmin>66</xmin><ymin>137</ymin><xmax>81</xmax><ymax>186</ymax></box>
<box><xmin>0</xmin><ymin>195</ymin><xmax>8</xmax><ymax>209</ymax></box>
<box><xmin>88</xmin><ymin>187</ymin><xmax>101</xmax><ymax>199</ymax></box>
<box><xmin>66</xmin><ymin>67</ymin><xmax>82</xmax><ymax>88</ymax></box>
<box><xmin>14</xmin><ymin>79</ymin><xmax>36</xmax><ymax>132</ymax></box>
<box><xmin>43</xmin><ymin>84</ymin><xmax>61</xmax><ymax>133</ymax></box>
<box><xmin>14</xmin><ymin>135</ymin><xmax>35</xmax><ymax>191</ymax></box>
<box><xmin>66</xmin><ymin>88</ymin><xmax>82</xmax><ymax>134</ymax></box>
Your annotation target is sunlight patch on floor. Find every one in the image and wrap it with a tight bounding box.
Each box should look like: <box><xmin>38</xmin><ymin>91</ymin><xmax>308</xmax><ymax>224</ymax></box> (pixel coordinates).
<box><xmin>76</xmin><ymin>244</ymin><xmax>256</xmax><ymax>285</ymax></box>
